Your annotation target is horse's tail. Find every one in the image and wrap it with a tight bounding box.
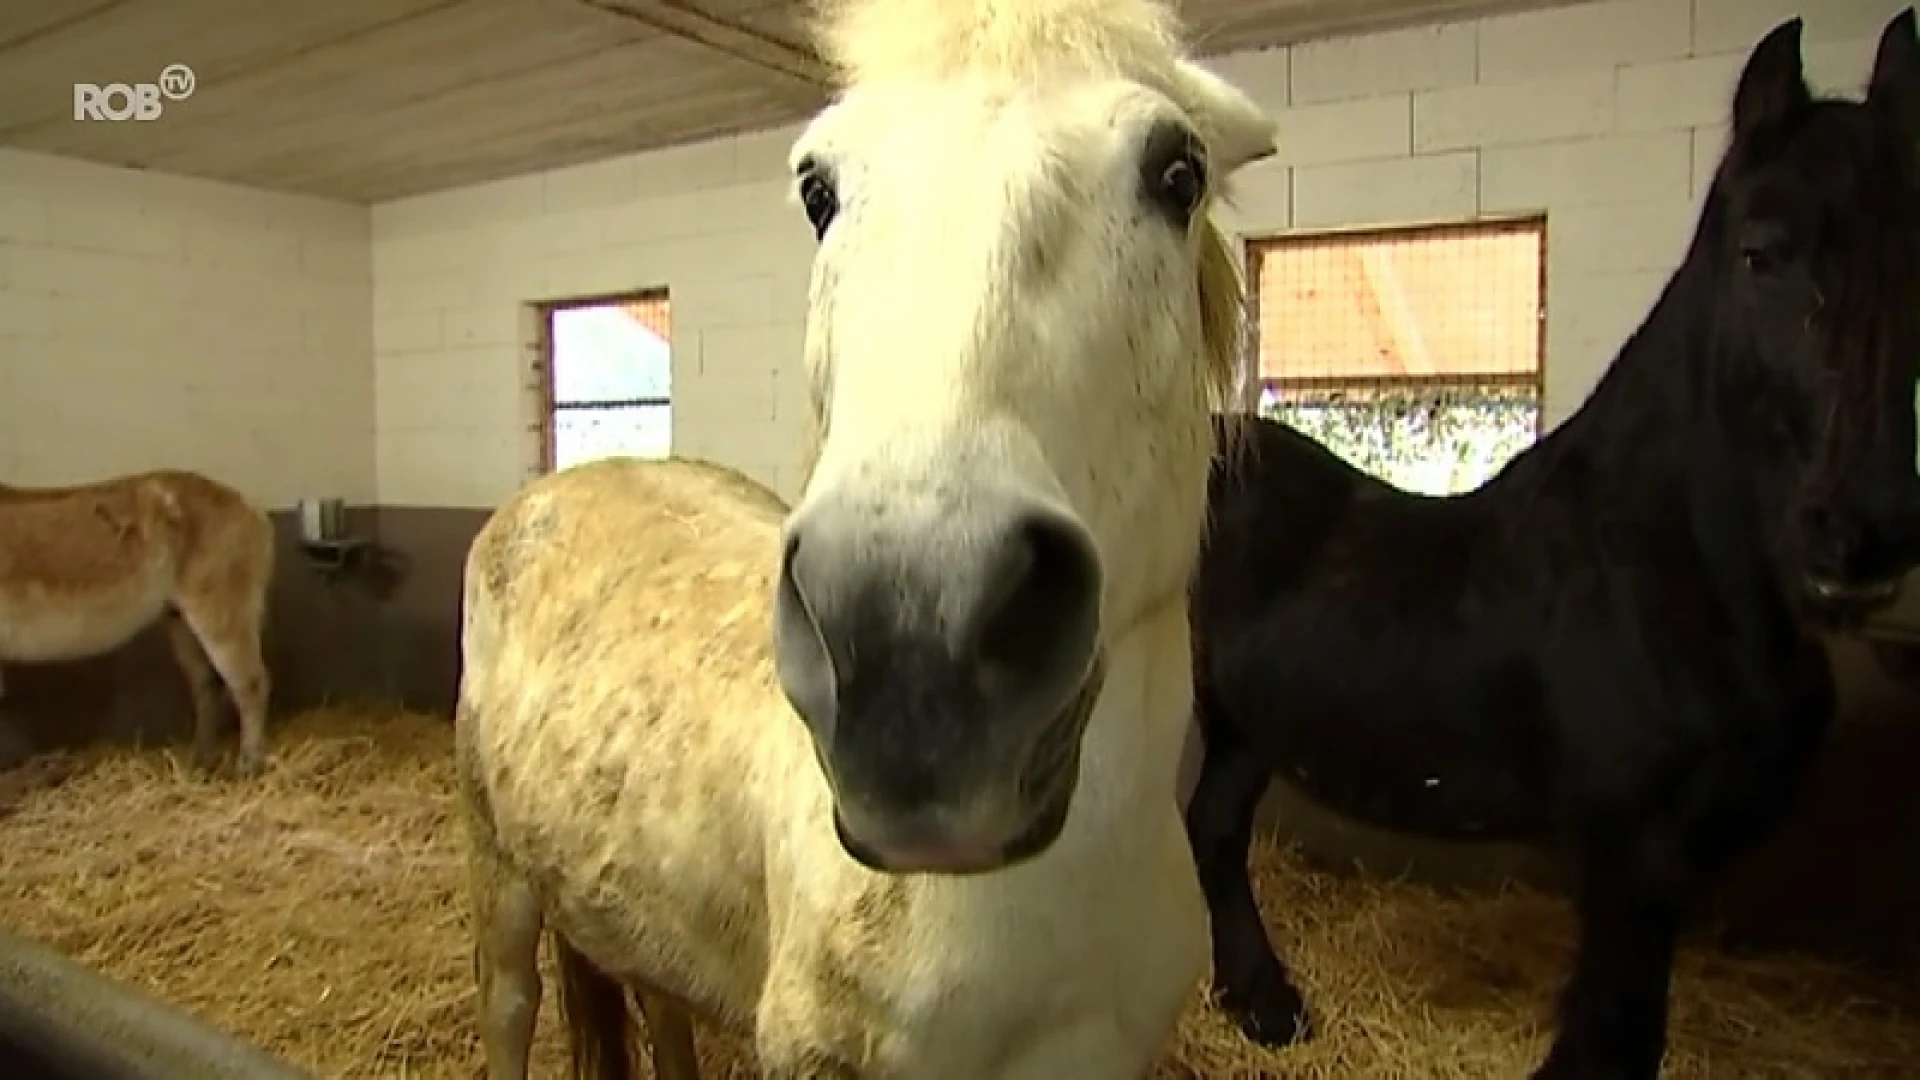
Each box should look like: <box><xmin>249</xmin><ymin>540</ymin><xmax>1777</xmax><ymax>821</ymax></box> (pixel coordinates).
<box><xmin>553</xmin><ymin>935</ymin><xmax>637</xmax><ymax>1080</ymax></box>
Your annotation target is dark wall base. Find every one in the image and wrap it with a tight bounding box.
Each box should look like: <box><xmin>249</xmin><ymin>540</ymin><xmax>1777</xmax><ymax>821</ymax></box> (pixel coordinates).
<box><xmin>4</xmin><ymin>515</ymin><xmax>1920</xmax><ymax>968</ymax></box>
<box><xmin>1212</xmin><ymin>636</ymin><xmax>1920</xmax><ymax>970</ymax></box>
<box><xmin>1714</xmin><ymin>637</ymin><xmax>1920</xmax><ymax>965</ymax></box>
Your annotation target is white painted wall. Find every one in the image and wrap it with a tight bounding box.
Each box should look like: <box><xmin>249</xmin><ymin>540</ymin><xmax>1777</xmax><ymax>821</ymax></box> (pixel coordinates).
<box><xmin>0</xmin><ymin>150</ymin><xmax>373</xmax><ymax>506</ymax></box>
<box><xmin>8</xmin><ymin>0</ymin><xmax>1906</xmax><ymax>513</ymax></box>
<box><xmin>370</xmin><ymin>132</ymin><xmax>811</xmax><ymax>508</ymax></box>
<box><xmin>370</xmin><ymin>0</ymin><xmax>1913</xmax><ymax>510</ymax></box>
<box><xmin>1207</xmin><ymin>0</ymin><xmax>1912</xmax><ymax>430</ymax></box>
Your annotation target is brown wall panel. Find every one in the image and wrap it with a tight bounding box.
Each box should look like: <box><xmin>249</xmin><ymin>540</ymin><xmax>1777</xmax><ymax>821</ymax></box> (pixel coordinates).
<box><xmin>4</xmin><ymin>511</ymin><xmax>1920</xmax><ymax>970</ymax></box>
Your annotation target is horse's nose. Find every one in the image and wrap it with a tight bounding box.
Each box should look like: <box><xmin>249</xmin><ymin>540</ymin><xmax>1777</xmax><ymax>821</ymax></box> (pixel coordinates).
<box><xmin>830</xmin><ymin>801</ymin><xmax>1010</xmax><ymax>875</ymax></box>
<box><xmin>771</xmin><ymin>492</ymin><xmax>1102</xmax><ymax>864</ymax></box>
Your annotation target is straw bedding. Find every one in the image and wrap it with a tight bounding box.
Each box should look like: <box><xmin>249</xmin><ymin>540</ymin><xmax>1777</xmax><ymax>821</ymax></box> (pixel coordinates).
<box><xmin>0</xmin><ymin>706</ymin><xmax>1913</xmax><ymax>1079</ymax></box>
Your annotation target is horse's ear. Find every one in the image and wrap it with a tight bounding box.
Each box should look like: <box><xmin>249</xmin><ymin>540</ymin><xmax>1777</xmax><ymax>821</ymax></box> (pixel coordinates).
<box><xmin>1732</xmin><ymin>16</ymin><xmax>1811</xmax><ymax>138</ymax></box>
<box><xmin>1869</xmin><ymin>8</ymin><xmax>1920</xmax><ymax>134</ymax></box>
<box><xmin>1173</xmin><ymin>60</ymin><xmax>1278</xmax><ymax>172</ymax></box>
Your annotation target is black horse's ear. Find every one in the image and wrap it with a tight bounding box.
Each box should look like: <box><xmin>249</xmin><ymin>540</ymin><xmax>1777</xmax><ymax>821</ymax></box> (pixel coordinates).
<box><xmin>1732</xmin><ymin>17</ymin><xmax>1811</xmax><ymax>138</ymax></box>
<box><xmin>1869</xmin><ymin>8</ymin><xmax>1920</xmax><ymax>132</ymax></box>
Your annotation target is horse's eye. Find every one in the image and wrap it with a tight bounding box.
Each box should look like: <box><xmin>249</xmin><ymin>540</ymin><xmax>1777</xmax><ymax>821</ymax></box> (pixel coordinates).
<box><xmin>798</xmin><ymin>170</ymin><xmax>839</xmax><ymax>239</ymax></box>
<box><xmin>1159</xmin><ymin>154</ymin><xmax>1206</xmax><ymax>218</ymax></box>
<box><xmin>1738</xmin><ymin>222</ymin><xmax>1791</xmax><ymax>276</ymax></box>
<box><xmin>1140</xmin><ymin>122</ymin><xmax>1208</xmax><ymax>225</ymax></box>
<box><xmin>1741</xmin><ymin>244</ymin><xmax>1780</xmax><ymax>274</ymax></box>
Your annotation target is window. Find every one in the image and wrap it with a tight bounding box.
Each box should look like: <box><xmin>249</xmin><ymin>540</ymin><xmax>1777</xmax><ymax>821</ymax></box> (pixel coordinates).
<box><xmin>540</xmin><ymin>291</ymin><xmax>672</xmax><ymax>472</ymax></box>
<box><xmin>1247</xmin><ymin>218</ymin><xmax>1545</xmax><ymax>495</ymax></box>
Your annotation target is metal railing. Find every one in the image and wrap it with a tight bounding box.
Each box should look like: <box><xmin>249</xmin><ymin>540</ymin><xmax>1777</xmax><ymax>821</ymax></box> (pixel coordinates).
<box><xmin>0</xmin><ymin>928</ymin><xmax>313</xmax><ymax>1080</ymax></box>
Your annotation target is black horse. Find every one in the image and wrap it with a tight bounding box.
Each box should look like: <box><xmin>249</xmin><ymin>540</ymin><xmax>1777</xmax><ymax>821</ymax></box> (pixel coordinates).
<box><xmin>1187</xmin><ymin>12</ymin><xmax>1920</xmax><ymax>1080</ymax></box>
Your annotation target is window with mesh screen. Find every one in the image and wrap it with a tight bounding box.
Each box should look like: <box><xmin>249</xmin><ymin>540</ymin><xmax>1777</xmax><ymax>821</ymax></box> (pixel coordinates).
<box><xmin>541</xmin><ymin>291</ymin><xmax>672</xmax><ymax>472</ymax></box>
<box><xmin>1249</xmin><ymin>218</ymin><xmax>1545</xmax><ymax>495</ymax></box>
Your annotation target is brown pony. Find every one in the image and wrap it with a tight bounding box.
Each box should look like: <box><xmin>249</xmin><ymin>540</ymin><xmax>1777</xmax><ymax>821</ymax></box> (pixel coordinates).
<box><xmin>0</xmin><ymin>470</ymin><xmax>274</xmax><ymax>776</ymax></box>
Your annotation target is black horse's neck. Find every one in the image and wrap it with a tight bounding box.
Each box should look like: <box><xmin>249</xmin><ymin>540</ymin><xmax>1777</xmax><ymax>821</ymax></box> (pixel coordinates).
<box><xmin>1537</xmin><ymin>260</ymin><xmax>1715</xmax><ymax>478</ymax></box>
<box><xmin>1497</xmin><ymin>207</ymin><xmax>1810</xmax><ymax>581</ymax></box>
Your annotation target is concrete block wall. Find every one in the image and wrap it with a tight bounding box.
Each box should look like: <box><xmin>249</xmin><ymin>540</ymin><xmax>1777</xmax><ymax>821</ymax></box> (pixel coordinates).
<box><xmin>0</xmin><ymin>150</ymin><xmax>373</xmax><ymax>506</ymax></box>
<box><xmin>371</xmin><ymin>130</ymin><xmax>813</xmax><ymax>507</ymax></box>
<box><xmin>1206</xmin><ymin>0</ymin><xmax>1912</xmax><ymax>429</ymax></box>
<box><xmin>369</xmin><ymin>0</ymin><xmax>1911</xmax><ymax>507</ymax></box>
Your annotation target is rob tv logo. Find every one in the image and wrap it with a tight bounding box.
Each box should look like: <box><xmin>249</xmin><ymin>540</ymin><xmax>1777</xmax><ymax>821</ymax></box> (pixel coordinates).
<box><xmin>73</xmin><ymin>63</ymin><xmax>196</xmax><ymax>122</ymax></box>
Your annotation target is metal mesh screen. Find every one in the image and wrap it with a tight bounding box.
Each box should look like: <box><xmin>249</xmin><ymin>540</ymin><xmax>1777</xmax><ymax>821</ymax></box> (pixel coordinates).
<box><xmin>1254</xmin><ymin>218</ymin><xmax>1543</xmax><ymax>385</ymax></box>
<box><xmin>1248</xmin><ymin>219</ymin><xmax>1546</xmax><ymax>495</ymax></box>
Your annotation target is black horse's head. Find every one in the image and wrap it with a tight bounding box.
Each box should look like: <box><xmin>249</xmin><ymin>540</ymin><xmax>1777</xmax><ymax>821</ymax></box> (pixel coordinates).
<box><xmin>1707</xmin><ymin>11</ymin><xmax>1920</xmax><ymax>618</ymax></box>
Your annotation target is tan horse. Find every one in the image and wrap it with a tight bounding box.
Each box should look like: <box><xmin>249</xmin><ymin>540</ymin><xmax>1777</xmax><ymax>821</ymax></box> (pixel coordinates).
<box><xmin>455</xmin><ymin>0</ymin><xmax>1279</xmax><ymax>1076</ymax></box>
<box><xmin>0</xmin><ymin>470</ymin><xmax>274</xmax><ymax>776</ymax></box>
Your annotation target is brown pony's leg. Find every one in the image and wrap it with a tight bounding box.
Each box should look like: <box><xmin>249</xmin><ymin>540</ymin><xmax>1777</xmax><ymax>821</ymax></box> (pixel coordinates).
<box><xmin>172</xmin><ymin>596</ymin><xmax>271</xmax><ymax>778</ymax></box>
<box><xmin>163</xmin><ymin>615</ymin><xmax>226</xmax><ymax>774</ymax></box>
<box><xmin>470</xmin><ymin>841</ymin><xmax>544</xmax><ymax>1080</ymax></box>
<box><xmin>636</xmin><ymin>991</ymin><xmax>700</xmax><ymax>1080</ymax></box>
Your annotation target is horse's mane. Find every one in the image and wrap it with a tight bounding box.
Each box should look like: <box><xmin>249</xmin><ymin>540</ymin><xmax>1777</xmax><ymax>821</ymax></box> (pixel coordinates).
<box><xmin>1197</xmin><ymin>221</ymin><xmax>1253</xmax><ymax>426</ymax></box>
<box><xmin>807</xmin><ymin>0</ymin><xmax>1184</xmax><ymax>87</ymax></box>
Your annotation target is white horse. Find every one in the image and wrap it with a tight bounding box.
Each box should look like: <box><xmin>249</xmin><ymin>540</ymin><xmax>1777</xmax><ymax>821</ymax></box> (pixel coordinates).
<box><xmin>454</xmin><ymin>0</ymin><xmax>1279</xmax><ymax>1076</ymax></box>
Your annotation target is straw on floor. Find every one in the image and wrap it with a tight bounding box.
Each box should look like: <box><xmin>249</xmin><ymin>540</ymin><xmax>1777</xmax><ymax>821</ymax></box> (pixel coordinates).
<box><xmin>0</xmin><ymin>706</ymin><xmax>1913</xmax><ymax>1079</ymax></box>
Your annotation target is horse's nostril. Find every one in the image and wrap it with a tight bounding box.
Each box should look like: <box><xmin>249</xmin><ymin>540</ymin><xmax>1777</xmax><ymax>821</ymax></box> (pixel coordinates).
<box><xmin>776</xmin><ymin>528</ymin><xmax>809</xmax><ymax>623</ymax></box>
<box><xmin>771</xmin><ymin>522</ymin><xmax>837</xmax><ymax>733</ymax></box>
<box><xmin>969</xmin><ymin>511</ymin><xmax>1101</xmax><ymax>700</ymax></box>
<box><xmin>1800</xmin><ymin>506</ymin><xmax>1853</xmax><ymax>564</ymax></box>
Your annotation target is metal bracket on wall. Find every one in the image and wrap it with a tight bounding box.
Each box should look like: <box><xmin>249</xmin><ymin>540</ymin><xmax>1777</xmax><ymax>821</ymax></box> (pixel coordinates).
<box><xmin>299</xmin><ymin>538</ymin><xmax>371</xmax><ymax>578</ymax></box>
<box><xmin>300</xmin><ymin>541</ymin><xmax>412</xmax><ymax>603</ymax></box>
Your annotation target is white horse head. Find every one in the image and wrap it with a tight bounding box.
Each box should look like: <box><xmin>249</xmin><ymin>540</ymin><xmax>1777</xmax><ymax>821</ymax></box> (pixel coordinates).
<box><xmin>771</xmin><ymin>0</ymin><xmax>1276</xmax><ymax>874</ymax></box>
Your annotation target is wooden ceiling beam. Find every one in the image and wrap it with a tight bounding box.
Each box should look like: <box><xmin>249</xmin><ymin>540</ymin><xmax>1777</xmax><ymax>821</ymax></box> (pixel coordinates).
<box><xmin>0</xmin><ymin>0</ymin><xmax>125</xmax><ymax>56</ymax></box>
<box><xmin>1190</xmin><ymin>0</ymin><xmax>1597</xmax><ymax>55</ymax></box>
<box><xmin>574</xmin><ymin>0</ymin><xmax>829</xmax><ymax>95</ymax></box>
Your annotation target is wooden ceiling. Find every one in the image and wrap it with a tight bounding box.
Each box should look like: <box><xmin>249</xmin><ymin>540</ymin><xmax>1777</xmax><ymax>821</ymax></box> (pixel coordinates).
<box><xmin>0</xmin><ymin>0</ymin><xmax>1591</xmax><ymax>203</ymax></box>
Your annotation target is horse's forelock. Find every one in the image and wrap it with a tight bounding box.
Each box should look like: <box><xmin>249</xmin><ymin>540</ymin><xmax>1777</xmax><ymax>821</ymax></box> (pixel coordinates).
<box><xmin>1710</xmin><ymin>98</ymin><xmax>1920</xmax><ymax>501</ymax></box>
<box><xmin>807</xmin><ymin>0</ymin><xmax>1184</xmax><ymax>89</ymax></box>
<box><xmin>1812</xmin><ymin>165</ymin><xmax>1920</xmax><ymax>488</ymax></box>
